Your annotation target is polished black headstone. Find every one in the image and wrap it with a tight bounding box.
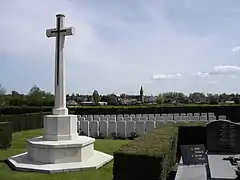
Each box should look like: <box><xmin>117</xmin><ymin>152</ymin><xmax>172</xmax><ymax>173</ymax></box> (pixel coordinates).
<box><xmin>181</xmin><ymin>144</ymin><xmax>207</xmax><ymax>165</ymax></box>
<box><xmin>206</xmin><ymin>120</ymin><xmax>240</xmax><ymax>153</ymax></box>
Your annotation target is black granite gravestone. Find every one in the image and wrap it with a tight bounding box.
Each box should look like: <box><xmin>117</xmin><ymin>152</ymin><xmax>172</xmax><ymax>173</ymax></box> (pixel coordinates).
<box><xmin>206</xmin><ymin>120</ymin><xmax>240</xmax><ymax>153</ymax></box>
<box><xmin>181</xmin><ymin>144</ymin><xmax>207</xmax><ymax>165</ymax></box>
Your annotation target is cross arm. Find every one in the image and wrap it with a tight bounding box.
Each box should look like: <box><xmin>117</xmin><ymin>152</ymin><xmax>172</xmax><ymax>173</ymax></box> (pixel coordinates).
<box><xmin>46</xmin><ymin>27</ymin><xmax>75</xmax><ymax>38</ymax></box>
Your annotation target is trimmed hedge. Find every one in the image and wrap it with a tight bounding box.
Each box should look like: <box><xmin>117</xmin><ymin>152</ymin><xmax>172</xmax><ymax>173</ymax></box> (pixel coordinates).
<box><xmin>113</xmin><ymin>125</ymin><xmax>178</xmax><ymax>180</ymax></box>
<box><xmin>0</xmin><ymin>122</ymin><xmax>12</xmax><ymax>149</ymax></box>
<box><xmin>0</xmin><ymin>112</ymin><xmax>50</xmax><ymax>132</ymax></box>
<box><xmin>0</xmin><ymin>106</ymin><xmax>52</xmax><ymax>115</ymax></box>
<box><xmin>1</xmin><ymin>105</ymin><xmax>240</xmax><ymax>122</ymax></box>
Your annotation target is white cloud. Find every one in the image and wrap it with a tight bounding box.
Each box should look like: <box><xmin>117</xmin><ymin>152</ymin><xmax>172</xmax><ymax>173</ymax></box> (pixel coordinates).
<box><xmin>1</xmin><ymin>0</ymin><xmax>240</xmax><ymax>94</ymax></box>
<box><xmin>193</xmin><ymin>72</ymin><xmax>209</xmax><ymax>77</ymax></box>
<box><xmin>193</xmin><ymin>65</ymin><xmax>240</xmax><ymax>78</ymax></box>
<box><xmin>152</xmin><ymin>74</ymin><xmax>182</xmax><ymax>80</ymax></box>
<box><xmin>210</xmin><ymin>65</ymin><xmax>240</xmax><ymax>75</ymax></box>
<box><xmin>232</xmin><ymin>46</ymin><xmax>240</xmax><ymax>52</ymax></box>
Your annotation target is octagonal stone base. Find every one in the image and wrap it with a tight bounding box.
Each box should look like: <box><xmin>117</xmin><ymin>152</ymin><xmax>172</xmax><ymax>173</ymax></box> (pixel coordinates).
<box><xmin>7</xmin><ymin>114</ymin><xmax>113</xmax><ymax>173</ymax></box>
<box><xmin>27</xmin><ymin>136</ymin><xmax>95</xmax><ymax>163</ymax></box>
<box><xmin>8</xmin><ymin>150</ymin><xmax>113</xmax><ymax>174</ymax></box>
<box><xmin>7</xmin><ymin>136</ymin><xmax>113</xmax><ymax>173</ymax></box>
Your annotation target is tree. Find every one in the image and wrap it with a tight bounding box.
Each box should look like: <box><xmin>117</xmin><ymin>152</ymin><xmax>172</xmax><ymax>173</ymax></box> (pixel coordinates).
<box><xmin>156</xmin><ymin>94</ymin><xmax>164</xmax><ymax>104</ymax></box>
<box><xmin>189</xmin><ymin>92</ymin><xmax>206</xmax><ymax>104</ymax></box>
<box><xmin>29</xmin><ymin>85</ymin><xmax>41</xmax><ymax>94</ymax></box>
<box><xmin>92</xmin><ymin>90</ymin><xmax>100</xmax><ymax>105</ymax></box>
<box><xmin>107</xmin><ymin>94</ymin><xmax>118</xmax><ymax>105</ymax></box>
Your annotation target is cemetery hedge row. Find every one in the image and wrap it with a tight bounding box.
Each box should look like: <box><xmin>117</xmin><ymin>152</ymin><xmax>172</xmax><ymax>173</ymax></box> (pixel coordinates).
<box><xmin>113</xmin><ymin>125</ymin><xmax>178</xmax><ymax>180</ymax></box>
<box><xmin>1</xmin><ymin>105</ymin><xmax>240</xmax><ymax>121</ymax></box>
<box><xmin>0</xmin><ymin>113</ymin><xmax>49</xmax><ymax>132</ymax></box>
<box><xmin>0</xmin><ymin>122</ymin><xmax>12</xmax><ymax>150</ymax></box>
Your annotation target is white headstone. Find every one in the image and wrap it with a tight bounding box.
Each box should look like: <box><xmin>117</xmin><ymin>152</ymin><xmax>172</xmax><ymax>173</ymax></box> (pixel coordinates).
<box><xmin>130</xmin><ymin>114</ymin><xmax>135</xmax><ymax>118</ymax></box>
<box><xmin>219</xmin><ymin>115</ymin><xmax>227</xmax><ymax>120</ymax></box>
<box><xmin>99</xmin><ymin>120</ymin><xmax>108</xmax><ymax>138</ymax></box>
<box><xmin>136</xmin><ymin>114</ymin><xmax>142</xmax><ymax>117</ymax></box>
<box><xmin>149</xmin><ymin>116</ymin><xmax>156</xmax><ymax>121</ymax></box>
<box><xmin>155</xmin><ymin>114</ymin><xmax>161</xmax><ymax>117</ymax></box>
<box><xmin>86</xmin><ymin>117</ymin><xmax>93</xmax><ymax>121</ymax></box>
<box><xmin>146</xmin><ymin>121</ymin><xmax>156</xmax><ymax>132</ymax></box>
<box><xmin>191</xmin><ymin>116</ymin><xmax>199</xmax><ymax>121</ymax></box>
<box><xmin>133</xmin><ymin>117</ymin><xmax>140</xmax><ymax>121</ymax></box>
<box><xmin>93</xmin><ymin>117</ymin><xmax>100</xmax><ymax>121</ymax></box>
<box><xmin>140</xmin><ymin>117</ymin><xmax>148</xmax><ymax>121</ymax></box>
<box><xmin>117</xmin><ymin>117</ymin><xmax>124</xmax><ymax>121</ymax></box>
<box><xmin>79</xmin><ymin>117</ymin><xmax>85</xmax><ymax>121</ymax></box>
<box><xmin>126</xmin><ymin>121</ymin><xmax>136</xmax><ymax>137</ymax></box>
<box><xmin>124</xmin><ymin>117</ymin><xmax>132</xmax><ymax>121</ymax></box>
<box><xmin>101</xmin><ymin>117</ymin><xmax>109</xmax><ymax>121</ymax></box>
<box><xmin>108</xmin><ymin>121</ymin><xmax>117</xmax><ymax>138</ymax></box>
<box><xmin>93</xmin><ymin>115</ymin><xmax>99</xmax><ymax>119</ymax></box>
<box><xmin>90</xmin><ymin>121</ymin><xmax>99</xmax><ymax>138</ymax></box>
<box><xmin>117</xmin><ymin>121</ymin><xmax>127</xmax><ymax>138</ymax></box>
<box><xmin>136</xmin><ymin>121</ymin><xmax>146</xmax><ymax>136</ymax></box>
<box><xmin>110</xmin><ymin>114</ymin><xmax>116</xmax><ymax>118</ymax></box>
<box><xmin>81</xmin><ymin>121</ymin><xmax>90</xmax><ymax>136</ymax></box>
<box><xmin>199</xmin><ymin>116</ymin><xmax>208</xmax><ymax>121</ymax></box>
<box><xmin>109</xmin><ymin>117</ymin><xmax>116</xmax><ymax>121</ymax></box>
<box><xmin>208</xmin><ymin>116</ymin><xmax>216</xmax><ymax>121</ymax></box>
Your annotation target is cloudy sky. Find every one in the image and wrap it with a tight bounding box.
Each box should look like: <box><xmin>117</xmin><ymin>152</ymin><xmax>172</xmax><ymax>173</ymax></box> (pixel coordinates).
<box><xmin>1</xmin><ymin>0</ymin><xmax>240</xmax><ymax>95</ymax></box>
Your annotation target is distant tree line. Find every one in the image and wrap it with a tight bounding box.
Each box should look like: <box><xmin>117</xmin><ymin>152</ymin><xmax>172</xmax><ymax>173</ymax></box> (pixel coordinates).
<box><xmin>0</xmin><ymin>84</ymin><xmax>239</xmax><ymax>107</ymax></box>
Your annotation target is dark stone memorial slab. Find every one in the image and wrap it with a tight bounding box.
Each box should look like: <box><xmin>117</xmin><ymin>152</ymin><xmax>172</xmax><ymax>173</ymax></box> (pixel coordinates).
<box><xmin>206</xmin><ymin>120</ymin><xmax>240</xmax><ymax>153</ymax></box>
<box><xmin>181</xmin><ymin>144</ymin><xmax>207</xmax><ymax>165</ymax></box>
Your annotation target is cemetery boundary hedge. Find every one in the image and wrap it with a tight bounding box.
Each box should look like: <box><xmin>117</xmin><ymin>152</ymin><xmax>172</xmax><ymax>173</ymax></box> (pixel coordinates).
<box><xmin>113</xmin><ymin>125</ymin><xmax>178</xmax><ymax>180</ymax></box>
<box><xmin>1</xmin><ymin>105</ymin><xmax>240</xmax><ymax>121</ymax></box>
<box><xmin>0</xmin><ymin>122</ymin><xmax>12</xmax><ymax>149</ymax></box>
<box><xmin>0</xmin><ymin>112</ymin><xmax>50</xmax><ymax>132</ymax></box>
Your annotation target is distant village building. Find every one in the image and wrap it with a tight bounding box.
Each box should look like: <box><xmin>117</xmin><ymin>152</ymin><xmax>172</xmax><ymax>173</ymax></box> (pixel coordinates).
<box><xmin>225</xmin><ymin>100</ymin><xmax>235</xmax><ymax>104</ymax></box>
<box><xmin>67</xmin><ymin>100</ymin><xmax>78</xmax><ymax>106</ymax></box>
<box><xmin>99</xmin><ymin>102</ymin><xmax>107</xmax><ymax>106</ymax></box>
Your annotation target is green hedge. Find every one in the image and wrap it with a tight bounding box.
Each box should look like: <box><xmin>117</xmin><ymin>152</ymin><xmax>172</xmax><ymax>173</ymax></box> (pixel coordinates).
<box><xmin>0</xmin><ymin>106</ymin><xmax>52</xmax><ymax>115</ymax></box>
<box><xmin>0</xmin><ymin>113</ymin><xmax>50</xmax><ymax>132</ymax></box>
<box><xmin>1</xmin><ymin>105</ymin><xmax>240</xmax><ymax>122</ymax></box>
<box><xmin>0</xmin><ymin>122</ymin><xmax>12</xmax><ymax>149</ymax></box>
<box><xmin>113</xmin><ymin>125</ymin><xmax>178</xmax><ymax>180</ymax></box>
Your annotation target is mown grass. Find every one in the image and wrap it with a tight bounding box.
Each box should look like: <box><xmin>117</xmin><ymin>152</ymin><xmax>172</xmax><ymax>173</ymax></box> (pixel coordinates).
<box><xmin>0</xmin><ymin>129</ymin><xmax>130</xmax><ymax>180</ymax></box>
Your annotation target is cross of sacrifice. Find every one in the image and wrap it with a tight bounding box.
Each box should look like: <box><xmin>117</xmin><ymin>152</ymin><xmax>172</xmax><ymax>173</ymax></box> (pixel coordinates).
<box><xmin>46</xmin><ymin>14</ymin><xmax>74</xmax><ymax>115</ymax></box>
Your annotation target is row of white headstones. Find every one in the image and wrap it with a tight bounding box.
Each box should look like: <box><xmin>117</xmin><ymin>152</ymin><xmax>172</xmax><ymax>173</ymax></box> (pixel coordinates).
<box><xmin>77</xmin><ymin>114</ymin><xmax>227</xmax><ymax>138</ymax></box>
<box><xmin>77</xmin><ymin>113</ymin><xmax>227</xmax><ymax>121</ymax></box>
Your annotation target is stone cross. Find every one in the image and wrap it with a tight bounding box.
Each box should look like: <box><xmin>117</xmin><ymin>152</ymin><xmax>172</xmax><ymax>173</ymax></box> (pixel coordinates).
<box><xmin>46</xmin><ymin>14</ymin><xmax>74</xmax><ymax>115</ymax></box>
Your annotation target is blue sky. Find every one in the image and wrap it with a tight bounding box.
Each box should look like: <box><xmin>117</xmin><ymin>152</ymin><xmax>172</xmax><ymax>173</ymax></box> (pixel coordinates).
<box><xmin>1</xmin><ymin>0</ymin><xmax>240</xmax><ymax>95</ymax></box>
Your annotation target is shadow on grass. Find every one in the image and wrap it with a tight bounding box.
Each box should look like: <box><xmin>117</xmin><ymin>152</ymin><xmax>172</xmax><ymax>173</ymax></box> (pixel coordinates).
<box><xmin>0</xmin><ymin>158</ymin><xmax>17</xmax><ymax>172</ymax></box>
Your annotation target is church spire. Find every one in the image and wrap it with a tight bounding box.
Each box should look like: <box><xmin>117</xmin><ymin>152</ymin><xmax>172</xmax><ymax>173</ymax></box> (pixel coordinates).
<box><xmin>140</xmin><ymin>85</ymin><xmax>144</xmax><ymax>103</ymax></box>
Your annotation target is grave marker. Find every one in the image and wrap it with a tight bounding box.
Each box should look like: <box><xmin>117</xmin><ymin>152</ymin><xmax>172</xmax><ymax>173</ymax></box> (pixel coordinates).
<box><xmin>207</xmin><ymin>120</ymin><xmax>240</xmax><ymax>153</ymax></box>
<box><xmin>181</xmin><ymin>144</ymin><xmax>207</xmax><ymax>165</ymax></box>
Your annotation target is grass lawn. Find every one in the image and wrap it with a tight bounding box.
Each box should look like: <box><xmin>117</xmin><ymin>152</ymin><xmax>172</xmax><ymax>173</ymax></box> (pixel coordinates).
<box><xmin>0</xmin><ymin>130</ymin><xmax>130</xmax><ymax>180</ymax></box>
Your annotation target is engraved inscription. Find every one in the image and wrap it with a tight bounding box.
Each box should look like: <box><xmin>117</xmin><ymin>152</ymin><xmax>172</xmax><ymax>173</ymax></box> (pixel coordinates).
<box><xmin>207</xmin><ymin>120</ymin><xmax>240</xmax><ymax>153</ymax></box>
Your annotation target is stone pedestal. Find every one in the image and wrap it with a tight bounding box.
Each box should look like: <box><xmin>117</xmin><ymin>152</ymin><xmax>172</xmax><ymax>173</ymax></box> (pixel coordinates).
<box><xmin>7</xmin><ymin>115</ymin><xmax>113</xmax><ymax>173</ymax></box>
<box><xmin>43</xmin><ymin>115</ymin><xmax>78</xmax><ymax>141</ymax></box>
